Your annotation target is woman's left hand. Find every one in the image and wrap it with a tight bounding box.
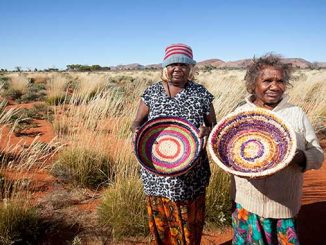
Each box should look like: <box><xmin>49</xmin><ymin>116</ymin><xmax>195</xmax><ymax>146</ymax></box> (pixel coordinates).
<box><xmin>198</xmin><ymin>125</ymin><xmax>210</xmax><ymax>138</ymax></box>
<box><xmin>291</xmin><ymin>150</ymin><xmax>307</xmax><ymax>171</ymax></box>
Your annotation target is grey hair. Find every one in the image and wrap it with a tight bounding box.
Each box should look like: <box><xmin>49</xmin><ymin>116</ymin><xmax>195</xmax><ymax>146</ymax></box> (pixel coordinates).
<box><xmin>244</xmin><ymin>53</ymin><xmax>293</xmax><ymax>94</ymax></box>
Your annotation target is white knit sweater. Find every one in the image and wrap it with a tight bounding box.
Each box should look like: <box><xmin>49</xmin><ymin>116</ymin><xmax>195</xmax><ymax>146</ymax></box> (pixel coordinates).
<box><xmin>231</xmin><ymin>95</ymin><xmax>324</xmax><ymax>218</ymax></box>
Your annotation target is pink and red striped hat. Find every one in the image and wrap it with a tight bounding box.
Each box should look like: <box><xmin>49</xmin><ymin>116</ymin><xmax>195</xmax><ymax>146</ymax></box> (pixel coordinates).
<box><xmin>162</xmin><ymin>43</ymin><xmax>196</xmax><ymax>67</ymax></box>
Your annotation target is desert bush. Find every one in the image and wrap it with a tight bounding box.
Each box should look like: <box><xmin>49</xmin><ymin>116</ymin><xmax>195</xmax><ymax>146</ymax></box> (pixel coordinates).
<box><xmin>0</xmin><ymin>201</ymin><xmax>42</xmax><ymax>244</ymax></box>
<box><xmin>0</xmin><ymin>74</ymin><xmax>28</xmax><ymax>102</ymax></box>
<box><xmin>30</xmin><ymin>103</ymin><xmax>54</xmax><ymax>122</ymax></box>
<box><xmin>0</xmin><ymin>76</ymin><xmax>10</xmax><ymax>90</ymax></box>
<box><xmin>52</xmin><ymin>148</ymin><xmax>114</xmax><ymax>188</ymax></box>
<box><xmin>97</xmin><ymin>178</ymin><xmax>148</xmax><ymax>239</ymax></box>
<box><xmin>19</xmin><ymin>83</ymin><xmax>47</xmax><ymax>103</ymax></box>
<box><xmin>1</xmin><ymin>88</ymin><xmax>23</xmax><ymax>100</ymax></box>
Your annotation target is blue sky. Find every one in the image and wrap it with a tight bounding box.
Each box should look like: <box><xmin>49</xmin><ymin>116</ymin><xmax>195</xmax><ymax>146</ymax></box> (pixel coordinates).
<box><xmin>1</xmin><ymin>0</ymin><xmax>325</xmax><ymax>70</ymax></box>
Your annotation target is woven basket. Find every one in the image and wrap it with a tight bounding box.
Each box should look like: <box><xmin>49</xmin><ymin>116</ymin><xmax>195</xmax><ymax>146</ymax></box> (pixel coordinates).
<box><xmin>134</xmin><ymin>116</ymin><xmax>202</xmax><ymax>176</ymax></box>
<box><xmin>208</xmin><ymin>109</ymin><xmax>296</xmax><ymax>178</ymax></box>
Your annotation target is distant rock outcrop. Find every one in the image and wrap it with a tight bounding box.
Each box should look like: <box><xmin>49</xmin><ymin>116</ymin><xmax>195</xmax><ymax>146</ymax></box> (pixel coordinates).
<box><xmin>316</xmin><ymin>62</ymin><xmax>326</xmax><ymax>68</ymax></box>
<box><xmin>109</xmin><ymin>58</ymin><xmax>323</xmax><ymax>70</ymax></box>
<box><xmin>196</xmin><ymin>59</ymin><xmax>225</xmax><ymax>68</ymax></box>
<box><xmin>283</xmin><ymin>58</ymin><xmax>312</xmax><ymax>69</ymax></box>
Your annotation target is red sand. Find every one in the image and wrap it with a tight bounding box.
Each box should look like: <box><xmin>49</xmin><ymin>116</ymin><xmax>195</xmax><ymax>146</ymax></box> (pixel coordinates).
<box><xmin>1</xmin><ymin>102</ymin><xmax>326</xmax><ymax>244</ymax></box>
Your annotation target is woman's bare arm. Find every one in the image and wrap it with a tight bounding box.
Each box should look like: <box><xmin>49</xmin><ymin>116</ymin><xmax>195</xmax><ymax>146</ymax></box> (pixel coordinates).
<box><xmin>131</xmin><ymin>99</ymin><xmax>149</xmax><ymax>132</ymax></box>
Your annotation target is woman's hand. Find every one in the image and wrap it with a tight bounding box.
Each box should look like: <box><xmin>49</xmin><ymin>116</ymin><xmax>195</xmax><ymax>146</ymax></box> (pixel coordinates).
<box><xmin>131</xmin><ymin>122</ymin><xmax>140</xmax><ymax>147</ymax></box>
<box><xmin>291</xmin><ymin>150</ymin><xmax>307</xmax><ymax>171</ymax></box>
<box><xmin>198</xmin><ymin>125</ymin><xmax>211</xmax><ymax>138</ymax></box>
<box><xmin>199</xmin><ymin>125</ymin><xmax>211</xmax><ymax>149</ymax></box>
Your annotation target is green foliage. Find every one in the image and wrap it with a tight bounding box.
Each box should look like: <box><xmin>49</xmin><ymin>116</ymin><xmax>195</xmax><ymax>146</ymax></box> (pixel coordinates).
<box><xmin>1</xmin><ymin>79</ymin><xmax>47</xmax><ymax>103</ymax></box>
<box><xmin>2</xmin><ymin>88</ymin><xmax>23</xmax><ymax>100</ymax></box>
<box><xmin>202</xmin><ymin>64</ymin><xmax>215</xmax><ymax>72</ymax></box>
<box><xmin>31</xmin><ymin>103</ymin><xmax>55</xmax><ymax>122</ymax></box>
<box><xmin>97</xmin><ymin>178</ymin><xmax>148</xmax><ymax>239</ymax></box>
<box><xmin>0</xmin><ymin>76</ymin><xmax>10</xmax><ymax>90</ymax></box>
<box><xmin>19</xmin><ymin>82</ymin><xmax>47</xmax><ymax>103</ymax></box>
<box><xmin>205</xmin><ymin>164</ymin><xmax>232</xmax><ymax>228</ymax></box>
<box><xmin>66</xmin><ymin>64</ymin><xmax>110</xmax><ymax>72</ymax></box>
<box><xmin>0</xmin><ymin>201</ymin><xmax>42</xmax><ymax>244</ymax></box>
<box><xmin>51</xmin><ymin>148</ymin><xmax>114</xmax><ymax>188</ymax></box>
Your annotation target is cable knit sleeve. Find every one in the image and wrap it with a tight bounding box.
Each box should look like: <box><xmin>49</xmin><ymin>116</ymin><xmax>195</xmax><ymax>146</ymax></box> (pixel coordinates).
<box><xmin>301</xmin><ymin>112</ymin><xmax>324</xmax><ymax>171</ymax></box>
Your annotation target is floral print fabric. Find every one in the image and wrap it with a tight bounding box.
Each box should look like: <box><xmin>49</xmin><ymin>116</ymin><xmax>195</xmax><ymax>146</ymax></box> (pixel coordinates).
<box><xmin>232</xmin><ymin>203</ymin><xmax>299</xmax><ymax>245</ymax></box>
<box><xmin>146</xmin><ymin>194</ymin><xmax>205</xmax><ymax>245</ymax></box>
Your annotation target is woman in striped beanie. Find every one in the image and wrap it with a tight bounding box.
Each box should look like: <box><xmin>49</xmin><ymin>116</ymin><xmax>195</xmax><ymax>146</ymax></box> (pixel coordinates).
<box><xmin>132</xmin><ymin>43</ymin><xmax>216</xmax><ymax>244</ymax></box>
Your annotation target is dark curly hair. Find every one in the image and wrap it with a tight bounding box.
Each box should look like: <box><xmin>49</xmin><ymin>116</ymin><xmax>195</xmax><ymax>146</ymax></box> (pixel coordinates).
<box><xmin>244</xmin><ymin>53</ymin><xmax>294</xmax><ymax>94</ymax></box>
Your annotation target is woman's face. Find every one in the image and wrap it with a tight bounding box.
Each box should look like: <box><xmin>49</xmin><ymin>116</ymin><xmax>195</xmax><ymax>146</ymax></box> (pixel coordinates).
<box><xmin>166</xmin><ymin>63</ymin><xmax>190</xmax><ymax>85</ymax></box>
<box><xmin>253</xmin><ymin>67</ymin><xmax>286</xmax><ymax>109</ymax></box>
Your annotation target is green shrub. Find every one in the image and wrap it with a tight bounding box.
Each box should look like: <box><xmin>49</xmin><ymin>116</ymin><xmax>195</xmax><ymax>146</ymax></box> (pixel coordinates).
<box><xmin>0</xmin><ymin>76</ymin><xmax>10</xmax><ymax>90</ymax></box>
<box><xmin>2</xmin><ymin>88</ymin><xmax>23</xmax><ymax>100</ymax></box>
<box><xmin>27</xmin><ymin>103</ymin><xmax>54</xmax><ymax>122</ymax></box>
<box><xmin>205</xmin><ymin>163</ymin><xmax>232</xmax><ymax>229</ymax></box>
<box><xmin>19</xmin><ymin>83</ymin><xmax>47</xmax><ymax>103</ymax></box>
<box><xmin>51</xmin><ymin>148</ymin><xmax>114</xmax><ymax>188</ymax></box>
<box><xmin>97</xmin><ymin>178</ymin><xmax>148</xmax><ymax>239</ymax></box>
<box><xmin>0</xmin><ymin>201</ymin><xmax>41</xmax><ymax>244</ymax></box>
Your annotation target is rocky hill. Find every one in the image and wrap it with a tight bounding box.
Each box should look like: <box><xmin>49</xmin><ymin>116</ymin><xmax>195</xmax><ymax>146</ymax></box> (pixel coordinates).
<box><xmin>109</xmin><ymin>58</ymin><xmax>323</xmax><ymax>70</ymax></box>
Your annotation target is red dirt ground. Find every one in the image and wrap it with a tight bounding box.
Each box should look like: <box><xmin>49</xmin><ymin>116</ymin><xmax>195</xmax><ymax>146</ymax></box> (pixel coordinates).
<box><xmin>1</xmin><ymin>102</ymin><xmax>326</xmax><ymax>244</ymax></box>
<box><xmin>200</xmin><ymin>139</ymin><xmax>326</xmax><ymax>245</ymax></box>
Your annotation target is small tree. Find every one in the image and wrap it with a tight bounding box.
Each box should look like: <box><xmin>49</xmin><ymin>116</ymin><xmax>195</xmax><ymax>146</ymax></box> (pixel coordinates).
<box><xmin>15</xmin><ymin>66</ymin><xmax>22</xmax><ymax>72</ymax></box>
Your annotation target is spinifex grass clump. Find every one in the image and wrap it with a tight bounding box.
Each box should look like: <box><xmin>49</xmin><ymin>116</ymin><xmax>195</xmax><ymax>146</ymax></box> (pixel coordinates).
<box><xmin>0</xmin><ymin>74</ymin><xmax>47</xmax><ymax>103</ymax></box>
<box><xmin>0</xmin><ymin>200</ymin><xmax>42</xmax><ymax>244</ymax></box>
<box><xmin>205</xmin><ymin>164</ymin><xmax>232</xmax><ymax>228</ymax></box>
<box><xmin>97</xmin><ymin>178</ymin><xmax>148</xmax><ymax>239</ymax></box>
<box><xmin>52</xmin><ymin>148</ymin><xmax>114</xmax><ymax>189</ymax></box>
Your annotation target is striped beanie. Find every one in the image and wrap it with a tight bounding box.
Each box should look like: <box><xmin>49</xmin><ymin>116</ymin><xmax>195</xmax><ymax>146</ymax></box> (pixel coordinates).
<box><xmin>162</xmin><ymin>43</ymin><xmax>196</xmax><ymax>67</ymax></box>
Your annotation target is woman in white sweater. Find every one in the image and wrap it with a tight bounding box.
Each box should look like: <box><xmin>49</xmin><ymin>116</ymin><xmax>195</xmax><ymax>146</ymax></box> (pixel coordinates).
<box><xmin>231</xmin><ymin>54</ymin><xmax>324</xmax><ymax>244</ymax></box>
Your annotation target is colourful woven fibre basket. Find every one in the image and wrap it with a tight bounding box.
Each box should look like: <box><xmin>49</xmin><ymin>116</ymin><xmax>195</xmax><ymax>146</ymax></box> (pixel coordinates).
<box><xmin>134</xmin><ymin>116</ymin><xmax>202</xmax><ymax>176</ymax></box>
<box><xmin>208</xmin><ymin>109</ymin><xmax>296</xmax><ymax>178</ymax></box>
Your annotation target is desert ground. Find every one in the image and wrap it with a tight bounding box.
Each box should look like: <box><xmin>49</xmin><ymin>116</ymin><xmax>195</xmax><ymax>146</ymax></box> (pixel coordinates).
<box><xmin>0</xmin><ymin>69</ymin><xmax>325</xmax><ymax>244</ymax></box>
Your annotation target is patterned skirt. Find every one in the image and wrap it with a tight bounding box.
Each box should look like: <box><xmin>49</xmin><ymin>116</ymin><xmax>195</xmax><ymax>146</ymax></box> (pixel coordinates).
<box><xmin>232</xmin><ymin>203</ymin><xmax>299</xmax><ymax>245</ymax></box>
<box><xmin>146</xmin><ymin>194</ymin><xmax>206</xmax><ymax>245</ymax></box>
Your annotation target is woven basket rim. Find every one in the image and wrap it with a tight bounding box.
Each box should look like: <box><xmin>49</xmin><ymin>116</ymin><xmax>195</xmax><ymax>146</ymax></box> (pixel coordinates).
<box><xmin>134</xmin><ymin>116</ymin><xmax>203</xmax><ymax>176</ymax></box>
<box><xmin>208</xmin><ymin>108</ymin><xmax>297</xmax><ymax>178</ymax></box>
